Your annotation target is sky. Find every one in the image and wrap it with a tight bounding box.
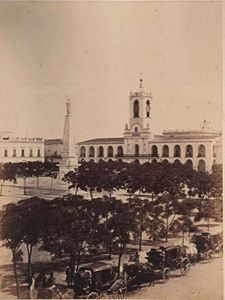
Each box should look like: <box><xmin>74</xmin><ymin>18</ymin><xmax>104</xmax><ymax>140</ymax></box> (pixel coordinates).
<box><xmin>0</xmin><ymin>1</ymin><xmax>222</xmax><ymax>142</ymax></box>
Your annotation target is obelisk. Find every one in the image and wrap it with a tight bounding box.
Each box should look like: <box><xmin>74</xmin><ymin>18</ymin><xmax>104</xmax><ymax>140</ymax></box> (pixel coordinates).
<box><xmin>59</xmin><ymin>98</ymin><xmax>78</xmax><ymax>180</ymax></box>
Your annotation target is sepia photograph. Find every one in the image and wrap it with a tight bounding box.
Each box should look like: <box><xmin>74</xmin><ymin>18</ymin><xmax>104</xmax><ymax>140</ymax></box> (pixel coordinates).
<box><xmin>0</xmin><ymin>1</ymin><xmax>223</xmax><ymax>299</ymax></box>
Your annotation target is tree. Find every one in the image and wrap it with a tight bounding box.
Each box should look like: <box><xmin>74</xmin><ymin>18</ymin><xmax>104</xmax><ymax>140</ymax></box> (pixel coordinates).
<box><xmin>30</xmin><ymin>161</ymin><xmax>45</xmax><ymax>188</ymax></box>
<box><xmin>210</xmin><ymin>164</ymin><xmax>222</xmax><ymax>198</ymax></box>
<box><xmin>41</xmin><ymin>196</ymin><xmax>102</xmax><ymax>272</ymax></box>
<box><xmin>16</xmin><ymin>197</ymin><xmax>49</xmax><ymax>277</ymax></box>
<box><xmin>194</xmin><ymin>198</ymin><xmax>218</xmax><ymax>231</ymax></box>
<box><xmin>159</xmin><ymin>193</ymin><xmax>180</xmax><ymax>242</ymax></box>
<box><xmin>129</xmin><ymin>197</ymin><xmax>152</xmax><ymax>251</ymax></box>
<box><xmin>64</xmin><ymin>161</ymin><xmax>102</xmax><ymax>199</ymax></box>
<box><xmin>106</xmin><ymin>202</ymin><xmax>138</xmax><ymax>277</ymax></box>
<box><xmin>146</xmin><ymin>201</ymin><xmax>165</xmax><ymax>245</ymax></box>
<box><xmin>43</xmin><ymin>161</ymin><xmax>59</xmax><ymax>190</ymax></box>
<box><xmin>171</xmin><ymin>216</ymin><xmax>196</xmax><ymax>245</ymax></box>
<box><xmin>90</xmin><ymin>196</ymin><xmax>123</xmax><ymax>259</ymax></box>
<box><xmin>120</xmin><ymin>161</ymin><xmax>143</xmax><ymax>199</ymax></box>
<box><xmin>96</xmin><ymin>161</ymin><xmax>123</xmax><ymax>198</ymax></box>
<box><xmin>0</xmin><ymin>203</ymin><xmax>24</xmax><ymax>298</ymax></box>
<box><xmin>17</xmin><ymin>162</ymin><xmax>33</xmax><ymax>195</ymax></box>
<box><xmin>0</xmin><ymin>163</ymin><xmax>17</xmax><ymax>196</ymax></box>
<box><xmin>188</xmin><ymin>171</ymin><xmax>211</xmax><ymax>199</ymax></box>
<box><xmin>62</xmin><ymin>169</ymin><xmax>79</xmax><ymax>195</ymax></box>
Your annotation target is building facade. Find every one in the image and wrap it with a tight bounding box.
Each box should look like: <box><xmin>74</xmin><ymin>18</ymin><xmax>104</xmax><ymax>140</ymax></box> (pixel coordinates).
<box><xmin>0</xmin><ymin>131</ymin><xmax>45</xmax><ymax>163</ymax></box>
<box><xmin>77</xmin><ymin>79</ymin><xmax>222</xmax><ymax>172</ymax></box>
<box><xmin>44</xmin><ymin>138</ymin><xmax>63</xmax><ymax>163</ymax></box>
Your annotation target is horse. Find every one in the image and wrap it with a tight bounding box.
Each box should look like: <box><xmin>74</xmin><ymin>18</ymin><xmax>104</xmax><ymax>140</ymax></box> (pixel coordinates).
<box><xmin>183</xmin><ymin>243</ymin><xmax>198</xmax><ymax>263</ymax></box>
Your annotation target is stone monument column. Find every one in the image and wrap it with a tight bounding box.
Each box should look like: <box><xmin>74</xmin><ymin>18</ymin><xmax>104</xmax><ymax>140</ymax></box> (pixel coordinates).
<box><xmin>58</xmin><ymin>98</ymin><xmax>78</xmax><ymax>181</ymax></box>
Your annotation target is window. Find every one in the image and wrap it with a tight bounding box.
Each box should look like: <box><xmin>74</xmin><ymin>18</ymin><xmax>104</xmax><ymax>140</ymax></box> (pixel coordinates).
<box><xmin>29</xmin><ymin>149</ymin><xmax>33</xmax><ymax>157</ymax></box>
<box><xmin>134</xmin><ymin>126</ymin><xmax>138</xmax><ymax>133</ymax></box>
<box><xmin>37</xmin><ymin>149</ymin><xmax>41</xmax><ymax>157</ymax></box>
<box><xmin>98</xmin><ymin>146</ymin><xmax>104</xmax><ymax>158</ymax></box>
<box><xmin>185</xmin><ymin>159</ymin><xmax>193</xmax><ymax>168</ymax></box>
<box><xmin>198</xmin><ymin>159</ymin><xmax>206</xmax><ymax>172</ymax></box>
<box><xmin>117</xmin><ymin>146</ymin><xmax>123</xmax><ymax>157</ymax></box>
<box><xmin>107</xmin><ymin>146</ymin><xmax>113</xmax><ymax>157</ymax></box>
<box><xmin>13</xmin><ymin>149</ymin><xmax>16</xmax><ymax>157</ymax></box>
<box><xmin>4</xmin><ymin>149</ymin><xmax>8</xmax><ymax>157</ymax></box>
<box><xmin>198</xmin><ymin>144</ymin><xmax>206</xmax><ymax>157</ymax></box>
<box><xmin>146</xmin><ymin>100</ymin><xmax>150</xmax><ymax>118</ymax></box>
<box><xmin>80</xmin><ymin>146</ymin><xmax>86</xmax><ymax>157</ymax></box>
<box><xmin>174</xmin><ymin>145</ymin><xmax>181</xmax><ymax>157</ymax></box>
<box><xmin>21</xmin><ymin>149</ymin><xmax>25</xmax><ymax>157</ymax></box>
<box><xmin>89</xmin><ymin>146</ymin><xmax>95</xmax><ymax>157</ymax></box>
<box><xmin>151</xmin><ymin>145</ymin><xmax>158</xmax><ymax>157</ymax></box>
<box><xmin>133</xmin><ymin>100</ymin><xmax>139</xmax><ymax>118</ymax></box>
<box><xmin>186</xmin><ymin>145</ymin><xmax>193</xmax><ymax>157</ymax></box>
<box><xmin>162</xmin><ymin>145</ymin><xmax>169</xmax><ymax>157</ymax></box>
<box><xmin>213</xmin><ymin>145</ymin><xmax>216</xmax><ymax>157</ymax></box>
<box><xmin>135</xmin><ymin>144</ymin><xmax>139</xmax><ymax>157</ymax></box>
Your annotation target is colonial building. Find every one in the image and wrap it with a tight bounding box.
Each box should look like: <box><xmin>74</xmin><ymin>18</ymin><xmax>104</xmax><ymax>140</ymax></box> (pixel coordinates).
<box><xmin>0</xmin><ymin>131</ymin><xmax>45</xmax><ymax>163</ymax></box>
<box><xmin>44</xmin><ymin>138</ymin><xmax>63</xmax><ymax>163</ymax></box>
<box><xmin>77</xmin><ymin>79</ymin><xmax>222</xmax><ymax>172</ymax></box>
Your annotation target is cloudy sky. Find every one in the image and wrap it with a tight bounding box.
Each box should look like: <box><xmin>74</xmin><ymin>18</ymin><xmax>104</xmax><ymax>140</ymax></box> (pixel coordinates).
<box><xmin>0</xmin><ymin>1</ymin><xmax>222</xmax><ymax>142</ymax></box>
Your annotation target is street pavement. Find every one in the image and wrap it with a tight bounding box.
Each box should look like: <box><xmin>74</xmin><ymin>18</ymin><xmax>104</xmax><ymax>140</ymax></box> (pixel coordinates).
<box><xmin>126</xmin><ymin>256</ymin><xmax>223</xmax><ymax>300</ymax></box>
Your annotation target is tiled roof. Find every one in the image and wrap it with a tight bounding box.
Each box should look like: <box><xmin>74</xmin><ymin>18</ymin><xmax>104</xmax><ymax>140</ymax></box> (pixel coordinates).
<box><xmin>78</xmin><ymin>137</ymin><xmax>124</xmax><ymax>144</ymax></box>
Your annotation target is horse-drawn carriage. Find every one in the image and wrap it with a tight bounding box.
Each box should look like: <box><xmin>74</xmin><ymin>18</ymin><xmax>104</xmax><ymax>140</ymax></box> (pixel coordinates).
<box><xmin>191</xmin><ymin>232</ymin><xmax>223</xmax><ymax>259</ymax></box>
<box><xmin>73</xmin><ymin>262</ymin><xmax>127</xmax><ymax>299</ymax></box>
<box><xmin>146</xmin><ymin>245</ymin><xmax>190</xmax><ymax>276</ymax></box>
<box><xmin>123</xmin><ymin>245</ymin><xmax>190</xmax><ymax>289</ymax></box>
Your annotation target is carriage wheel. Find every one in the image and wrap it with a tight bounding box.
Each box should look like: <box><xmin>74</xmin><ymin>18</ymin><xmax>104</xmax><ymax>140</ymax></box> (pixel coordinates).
<box><xmin>112</xmin><ymin>280</ymin><xmax>127</xmax><ymax>299</ymax></box>
<box><xmin>162</xmin><ymin>268</ymin><xmax>170</xmax><ymax>283</ymax></box>
<box><xmin>207</xmin><ymin>249</ymin><xmax>215</xmax><ymax>259</ymax></box>
<box><xmin>87</xmin><ymin>292</ymin><xmax>99</xmax><ymax>299</ymax></box>
<box><xmin>99</xmin><ymin>292</ymin><xmax>109</xmax><ymax>299</ymax></box>
<box><xmin>180</xmin><ymin>258</ymin><xmax>190</xmax><ymax>276</ymax></box>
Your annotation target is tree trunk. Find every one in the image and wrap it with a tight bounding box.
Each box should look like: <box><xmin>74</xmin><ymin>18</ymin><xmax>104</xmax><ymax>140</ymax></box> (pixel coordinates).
<box><xmin>37</xmin><ymin>177</ymin><xmax>39</xmax><ymax>188</ymax></box>
<box><xmin>50</xmin><ymin>177</ymin><xmax>54</xmax><ymax>190</ymax></box>
<box><xmin>0</xmin><ymin>180</ymin><xmax>5</xmax><ymax>196</ymax></box>
<box><xmin>108</xmin><ymin>239</ymin><xmax>112</xmax><ymax>260</ymax></box>
<box><xmin>207</xmin><ymin>218</ymin><xmax>210</xmax><ymax>231</ymax></box>
<box><xmin>139</xmin><ymin>230</ymin><xmax>142</xmax><ymax>252</ymax></box>
<box><xmin>75</xmin><ymin>252</ymin><xmax>81</xmax><ymax>273</ymax></box>
<box><xmin>26</xmin><ymin>244</ymin><xmax>33</xmax><ymax>278</ymax></box>
<box><xmin>23</xmin><ymin>177</ymin><xmax>26</xmax><ymax>195</ymax></box>
<box><xmin>75</xmin><ymin>186</ymin><xmax>78</xmax><ymax>196</ymax></box>
<box><xmin>165</xmin><ymin>217</ymin><xmax>168</xmax><ymax>242</ymax></box>
<box><xmin>70</xmin><ymin>255</ymin><xmax>75</xmax><ymax>274</ymax></box>
<box><xmin>12</xmin><ymin>250</ymin><xmax>20</xmax><ymax>299</ymax></box>
<box><xmin>182</xmin><ymin>231</ymin><xmax>185</xmax><ymax>246</ymax></box>
<box><xmin>117</xmin><ymin>244</ymin><xmax>125</xmax><ymax>278</ymax></box>
<box><xmin>90</xmin><ymin>189</ymin><xmax>93</xmax><ymax>200</ymax></box>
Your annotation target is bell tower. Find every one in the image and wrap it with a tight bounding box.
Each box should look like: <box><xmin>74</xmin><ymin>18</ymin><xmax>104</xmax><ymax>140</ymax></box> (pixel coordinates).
<box><xmin>124</xmin><ymin>78</ymin><xmax>153</xmax><ymax>157</ymax></box>
<box><xmin>129</xmin><ymin>78</ymin><xmax>153</xmax><ymax>130</ymax></box>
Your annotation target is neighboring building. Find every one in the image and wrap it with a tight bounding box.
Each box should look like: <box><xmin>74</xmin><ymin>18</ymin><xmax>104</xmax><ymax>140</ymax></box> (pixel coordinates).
<box><xmin>78</xmin><ymin>79</ymin><xmax>222</xmax><ymax>172</ymax></box>
<box><xmin>0</xmin><ymin>131</ymin><xmax>44</xmax><ymax>163</ymax></box>
<box><xmin>44</xmin><ymin>138</ymin><xmax>63</xmax><ymax>163</ymax></box>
